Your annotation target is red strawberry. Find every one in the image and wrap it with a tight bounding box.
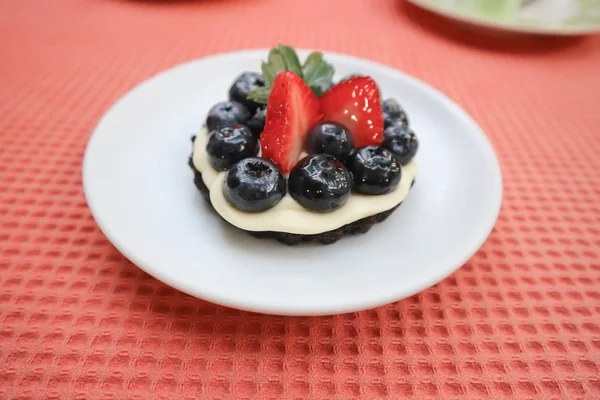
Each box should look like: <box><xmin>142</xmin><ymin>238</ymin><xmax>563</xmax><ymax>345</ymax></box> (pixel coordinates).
<box><xmin>319</xmin><ymin>76</ymin><xmax>384</xmax><ymax>148</ymax></box>
<box><xmin>261</xmin><ymin>71</ymin><xmax>323</xmax><ymax>174</ymax></box>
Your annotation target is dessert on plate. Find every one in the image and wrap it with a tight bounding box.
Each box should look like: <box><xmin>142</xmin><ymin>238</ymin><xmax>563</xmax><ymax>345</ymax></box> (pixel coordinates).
<box><xmin>189</xmin><ymin>45</ymin><xmax>419</xmax><ymax>245</ymax></box>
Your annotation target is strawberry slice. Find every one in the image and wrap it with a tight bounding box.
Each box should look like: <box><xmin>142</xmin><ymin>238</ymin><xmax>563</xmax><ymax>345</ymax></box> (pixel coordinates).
<box><xmin>261</xmin><ymin>71</ymin><xmax>323</xmax><ymax>174</ymax></box>
<box><xmin>319</xmin><ymin>76</ymin><xmax>384</xmax><ymax>148</ymax></box>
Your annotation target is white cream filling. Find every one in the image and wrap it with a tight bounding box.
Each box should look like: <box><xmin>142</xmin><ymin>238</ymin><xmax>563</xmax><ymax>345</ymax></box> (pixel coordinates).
<box><xmin>192</xmin><ymin>129</ymin><xmax>417</xmax><ymax>234</ymax></box>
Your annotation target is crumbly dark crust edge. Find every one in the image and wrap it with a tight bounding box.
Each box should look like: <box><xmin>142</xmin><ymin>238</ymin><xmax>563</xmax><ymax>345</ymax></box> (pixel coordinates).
<box><xmin>189</xmin><ymin>156</ymin><xmax>414</xmax><ymax>245</ymax></box>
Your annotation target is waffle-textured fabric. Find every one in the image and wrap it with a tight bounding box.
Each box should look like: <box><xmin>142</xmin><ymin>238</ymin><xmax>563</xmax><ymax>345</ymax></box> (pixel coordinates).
<box><xmin>1</xmin><ymin>0</ymin><xmax>600</xmax><ymax>399</ymax></box>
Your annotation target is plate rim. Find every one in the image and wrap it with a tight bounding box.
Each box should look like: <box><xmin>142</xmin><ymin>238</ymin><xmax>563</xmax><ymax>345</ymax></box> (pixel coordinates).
<box><xmin>407</xmin><ymin>0</ymin><xmax>600</xmax><ymax>35</ymax></box>
<box><xmin>82</xmin><ymin>48</ymin><xmax>503</xmax><ymax>315</ymax></box>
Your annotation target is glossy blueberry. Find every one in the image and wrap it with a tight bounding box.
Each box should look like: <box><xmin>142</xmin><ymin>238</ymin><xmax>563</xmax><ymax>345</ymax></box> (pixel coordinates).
<box><xmin>206</xmin><ymin>101</ymin><xmax>250</xmax><ymax>132</ymax></box>
<box><xmin>288</xmin><ymin>154</ymin><xmax>352</xmax><ymax>213</ymax></box>
<box><xmin>223</xmin><ymin>158</ymin><xmax>286</xmax><ymax>212</ymax></box>
<box><xmin>382</xmin><ymin>98</ymin><xmax>409</xmax><ymax>129</ymax></box>
<box><xmin>382</xmin><ymin>125</ymin><xmax>419</xmax><ymax>165</ymax></box>
<box><xmin>229</xmin><ymin>72</ymin><xmax>266</xmax><ymax>113</ymax></box>
<box><xmin>306</xmin><ymin>121</ymin><xmax>354</xmax><ymax>161</ymax></box>
<box><xmin>246</xmin><ymin>106</ymin><xmax>266</xmax><ymax>137</ymax></box>
<box><xmin>346</xmin><ymin>146</ymin><xmax>401</xmax><ymax>195</ymax></box>
<box><xmin>206</xmin><ymin>125</ymin><xmax>258</xmax><ymax>171</ymax></box>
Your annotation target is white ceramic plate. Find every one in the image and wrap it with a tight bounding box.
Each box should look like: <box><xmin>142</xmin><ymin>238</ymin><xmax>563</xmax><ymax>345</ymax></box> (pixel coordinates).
<box><xmin>407</xmin><ymin>0</ymin><xmax>600</xmax><ymax>35</ymax></box>
<box><xmin>83</xmin><ymin>49</ymin><xmax>502</xmax><ymax>316</ymax></box>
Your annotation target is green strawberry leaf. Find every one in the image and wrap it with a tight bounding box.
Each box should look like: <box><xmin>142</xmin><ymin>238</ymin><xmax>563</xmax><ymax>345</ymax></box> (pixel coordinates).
<box><xmin>246</xmin><ymin>86</ymin><xmax>270</xmax><ymax>104</ymax></box>
<box><xmin>302</xmin><ymin>51</ymin><xmax>335</xmax><ymax>96</ymax></box>
<box><xmin>302</xmin><ymin>51</ymin><xmax>323</xmax><ymax>83</ymax></box>
<box><xmin>261</xmin><ymin>62</ymin><xmax>276</xmax><ymax>87</ymax></box>
<box><xmin>267</xmin><ymin>49</ymin><xmax>286</xmax><ymax>75</ymax></box>
<box><xmin>247</xmin><ymin>44</ymin><xmax>336</xmax><ymax>104</ymax></box>
<box><xmin>277</xmin><ymin>44</ymin><xmax>303</xmax><ymax>78</ymax></box>
<box><xmin>310</xmin><ymin>62</ymin><xmax>334</xmax><ymax>87</ymax></box>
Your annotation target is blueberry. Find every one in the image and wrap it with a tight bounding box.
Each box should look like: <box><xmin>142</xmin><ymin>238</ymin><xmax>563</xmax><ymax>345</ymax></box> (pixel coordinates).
<box><xmin>288</xmin><ymin>154</ymin><xmax>352</xmax><ymax>213</ymax></box>
<box><xmin>382</xmin><ymin>126</ymin><xmax>419</xmax><ymax>165</ymax></box>
<box><xmin>306</xmin><ymin>121</ymin><xmax>354</xmax><ymax>161</ymax></box>
<box><xmin>229</xmin><ymin>72</ymin><xmax>266</xmax><ymax>113</ymax></box>
<box><xmin>206</xmin><ymin>101</ymin><xmax>250</xmax><ymax>132</ymax></box>
<box><xmin>246</xmin><ymin>106</ymin><xmax>266</xmax><ymax>138</ymax></box>
<box><xmin>346</xmin><ymin>146</ymin><xmax>402</xmax><ymax>195</ymax></box>
<box><xmin>223</xmin><ymin>158</ymin><xmax>286</xmax><ymax>212</ymax></box>
<box><xmin>382</xmin><ymin>98</ymin><xmax>409</xmax><ymax>129</ymax></box>
<box><xmin>206</xmin><ymin>125</ymin><xmax>258</xmax><ymax>171</ymax></box>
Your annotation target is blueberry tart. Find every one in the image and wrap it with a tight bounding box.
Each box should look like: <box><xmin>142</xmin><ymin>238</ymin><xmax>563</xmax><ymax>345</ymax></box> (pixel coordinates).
<box><xmin>189</xmin><ymin>45</ymin><xmax>418</xmax><ymax>245</ymax></box>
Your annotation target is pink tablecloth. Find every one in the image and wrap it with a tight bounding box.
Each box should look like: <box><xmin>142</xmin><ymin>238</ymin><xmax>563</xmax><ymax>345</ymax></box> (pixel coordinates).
<box><xmin>1</xmin><ymin>0</ymin><xmax>600</xmax><ymax>398</ymax></box>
